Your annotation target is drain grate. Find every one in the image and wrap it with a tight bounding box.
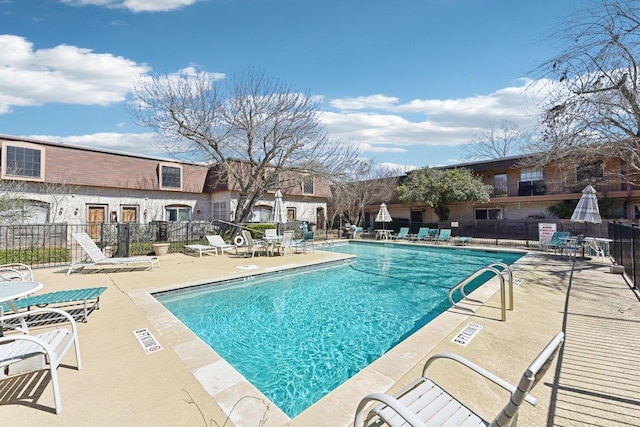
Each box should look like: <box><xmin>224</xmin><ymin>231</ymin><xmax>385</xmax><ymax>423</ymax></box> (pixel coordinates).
<box><xmin>133</xmin><ymin>328</ymin><xmax>163</xmax><ymax>354</ymax></box>
<box><xmin>451</xmin><ymin>322</ymin><xmax>482</xmax><ymax>346</ymax></box>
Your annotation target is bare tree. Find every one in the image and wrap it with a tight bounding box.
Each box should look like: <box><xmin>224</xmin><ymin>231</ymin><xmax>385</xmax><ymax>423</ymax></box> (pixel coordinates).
<box><xmin>463</xmin><ymin>120</ymin><xmax>528</xmax><ymax>160</ymax></box>
<box><xmin>329</xmin><ymin>159</ymin><xmax>399</xmax><ymax>227</ymax></box>
<box><xmin>132</xmin><ymin>68</ymin><xmax>359</xmax><ymax>223</ymax></box>
<box><xmin>534</xmin><ymin>0</ymin><xmax>640</xmax><ymax>176</ymax></box>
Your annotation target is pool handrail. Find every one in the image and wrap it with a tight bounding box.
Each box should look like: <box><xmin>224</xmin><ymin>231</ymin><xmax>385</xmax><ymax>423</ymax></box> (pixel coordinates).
<box><xmin>448</xmin><ymin>262</ymin><xmax>514</xmax><ymax>321</ymax></box>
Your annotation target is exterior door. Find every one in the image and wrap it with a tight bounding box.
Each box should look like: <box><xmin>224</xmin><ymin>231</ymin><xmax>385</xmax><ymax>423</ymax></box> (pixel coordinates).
<box><xmin>122</xmin><ymin>207</ymin><xmax>137</xmax><ymax>223</ymax></box>
<box><xmin>88</xmin><ymin>206</ymin><xmax>106</xmax><ymax>240</ymax></box>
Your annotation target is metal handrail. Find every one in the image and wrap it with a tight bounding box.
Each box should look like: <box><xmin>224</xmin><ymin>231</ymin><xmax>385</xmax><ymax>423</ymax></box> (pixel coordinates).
<box><xmin>448</xmin><ymin>263</ymin><xmax>514</xmax><ymax>321</ymax></box>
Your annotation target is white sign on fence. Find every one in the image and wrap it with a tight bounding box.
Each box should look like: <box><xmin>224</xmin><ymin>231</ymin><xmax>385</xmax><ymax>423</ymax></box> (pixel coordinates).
<box><xmin>539</xmin><ymin>223</ymin><xmax>557</xmax><ymax>247</ymax></box>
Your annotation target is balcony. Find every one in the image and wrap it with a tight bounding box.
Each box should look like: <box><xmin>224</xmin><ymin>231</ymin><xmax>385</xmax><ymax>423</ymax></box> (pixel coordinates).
<box><xmin>490</xmin><ymin>179</ymin><xmax>631</xmax><ymax>198</ymax></box>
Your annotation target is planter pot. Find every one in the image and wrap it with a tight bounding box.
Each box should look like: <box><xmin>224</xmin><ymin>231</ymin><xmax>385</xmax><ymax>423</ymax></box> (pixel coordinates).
<box><xmin>152</xmin><ymin>243</ymin><xmax>170</xmax><ymax>256</ymax></box>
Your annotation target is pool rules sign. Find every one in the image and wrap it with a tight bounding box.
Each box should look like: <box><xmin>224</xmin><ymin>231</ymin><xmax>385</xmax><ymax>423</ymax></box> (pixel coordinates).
<box><xmin>538</xmin><ymin>223</ymin><xmax>557</xmax><ymax>248</ymax></box>
<box><xmin>133</xmin><ymin>328</ymin><xmax>163</xmax><ymax>354</ymax></box>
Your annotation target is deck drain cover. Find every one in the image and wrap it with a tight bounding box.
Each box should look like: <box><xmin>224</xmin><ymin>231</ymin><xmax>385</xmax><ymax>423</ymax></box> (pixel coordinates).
<box><xmin>134</xmin><ymin>328</ymin><xmax>163</xmax><ymax>354</ymax></box>
<box><xmin>452</xmin><ymin>322</ymin><xmax>482</xmax><ymax>346</ymax></box>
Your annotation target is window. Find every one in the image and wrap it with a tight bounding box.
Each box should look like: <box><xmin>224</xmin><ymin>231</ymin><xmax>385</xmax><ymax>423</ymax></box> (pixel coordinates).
<box><xmin>287</xmin><ymin>207</ymin><xmax>296</xmax><ymax>221</ymax></box>
<box><xmin>164</xmin><ymin>205</ymin><xmax>191</xmax><ymax>221</ymax></box>
<box><xmin>576</xmin><ymin>161</ymin><xmax>603</xmax><ymax>183</ymax></box>
<box><xmin>520</xmin><ymin>168</ymin><xmax>543</xmax><ymax>181</ymax></box>
<box><xmin>159</xmin><ymin>163</ymin><xmax>182</xmax><ymax>189</ymax></box>
<box><xmin>1</xmin><ymin>142</ymin><xmax>44</xmax><ymax>181</ymax></box>
<box><xmin>121</xmin><ymin>206</ymin><xmax>138</xmax><ymax>223</ymax></box>
<box><xmin>493</xmin><ymin>173</ymin><xmax>508</xmax><ymax>196</ymax></box>
<box><xmin>475</xmin><ymin>208</ymin><xmax>502</xmax><ymax>220</ymax></box>
<box><xmin>212</xmin><ymin>202</ymin><xmax>229</xmax><ymax>221</ymax></box>
<box><xmin>302</xmin><ymin>176</ymin><xmax>314</xmax><ymax>194</ymax></box>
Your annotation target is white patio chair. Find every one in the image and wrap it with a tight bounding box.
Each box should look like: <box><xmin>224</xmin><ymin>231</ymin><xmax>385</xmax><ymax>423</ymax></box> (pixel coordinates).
<box><xmin>0</xmin><ymin>263</ymin><xmax>34</xmax><ymax>281</ymax></box>
<box><xmin>0</xmin><ymin>307</ymin><xmax>82</xmax><ymax>414</ymax></box>
<box><xmin>355</xmin><ymin>332</ymin><xmax>564</xmax><ymax>427</ymax></box>
<box><xmin>241</xmin><ymin>230</ymin><xmax>268</xmax><ymax>257</ymax></box>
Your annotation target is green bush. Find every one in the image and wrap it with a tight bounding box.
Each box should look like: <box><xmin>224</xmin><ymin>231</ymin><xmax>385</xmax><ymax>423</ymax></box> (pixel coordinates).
<box><xmin>0</xmin><ymin>248</ymin><xmax>71</xmax><ymax>264</ymax></box>
<box><xmin>246</xmin><ymin>223</ymin><xmax>276</xmax><ymax>238</ymax></box>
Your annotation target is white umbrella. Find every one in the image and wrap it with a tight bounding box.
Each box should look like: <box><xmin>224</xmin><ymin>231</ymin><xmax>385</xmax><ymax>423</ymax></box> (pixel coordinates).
<box><xmin>571</xmin><ymin>185</ymin><xmax>602</xmax><ymax>258</ymax></box>
<box><xmin>375</xmin><ymin>203</ymin><xmax>392</xmax><ymax>230</ymax></box>
<box><xmin>273</xmin><ymin>190</ymin><xmax>287</xmax><ymax>225</ymax></box>
<box><xmin>571</xmin><ymin>185</ymin><xmax>602</xmax><ymax>226</ymax></box>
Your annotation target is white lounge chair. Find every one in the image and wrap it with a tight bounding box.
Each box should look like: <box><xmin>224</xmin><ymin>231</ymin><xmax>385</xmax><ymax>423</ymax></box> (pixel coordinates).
<box><xmin>205</xmin><ymin>235</ymin><xmax>237</xmax><ymax>255</ymax></box>
<box><xmin>0</xmin><ymin>307</ymin><xmax>82</xmax><ymax>414</ymax></box>
<box><xmin>241</xmin><ymin>230</ymin><xmax>268</xmax><ymax>257</ymax></box>
<box><xmin>355</xmin><ymin>332</ymin><xmax>565</xmax><ymax>427</ymax></box>
<box><xmin>68</xmin><ymin>232</ymin><xmax>160</xmax><ymax>275</ymax></box>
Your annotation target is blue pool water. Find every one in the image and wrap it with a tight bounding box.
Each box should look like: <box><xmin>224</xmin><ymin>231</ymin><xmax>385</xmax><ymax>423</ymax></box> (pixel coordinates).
<box><xmin>156</xmin><ymin>242</ymin><xmax>522</xmax><ymax>418</ymax></box>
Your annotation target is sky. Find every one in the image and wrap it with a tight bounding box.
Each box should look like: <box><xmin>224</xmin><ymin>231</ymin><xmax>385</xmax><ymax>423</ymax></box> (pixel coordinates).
<box><xmin>0</xmin><ymin>0</ymin><xmax>589</xmax><ymax>170</ymax></box>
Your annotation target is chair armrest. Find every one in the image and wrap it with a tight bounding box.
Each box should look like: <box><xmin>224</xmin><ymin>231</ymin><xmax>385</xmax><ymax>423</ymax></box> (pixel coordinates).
<box><xmin>354</xmin><ymin>392</ymin><xmax>425</xmax><ymax>427</ymax></box>
<box><xmin>1</xmin><ymin>307</ymin><xmax>79</xmax><ymax>336</ymax></box>
<box><xmin>423</xmin><ymin>353</ymin><xmax>538</xmax><ymax>406</ymax></box>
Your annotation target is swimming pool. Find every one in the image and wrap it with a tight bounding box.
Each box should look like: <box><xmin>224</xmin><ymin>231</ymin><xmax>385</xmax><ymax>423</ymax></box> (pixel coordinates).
<box><xmin>156</xmin><ymin>242</ymin><xmax>522</xmax><ymax>418</ymax></box>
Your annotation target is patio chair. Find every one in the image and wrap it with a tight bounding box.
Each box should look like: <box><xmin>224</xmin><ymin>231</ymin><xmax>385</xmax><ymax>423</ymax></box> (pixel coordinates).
<box><xmin>0</xmin><ymin>263</ymin><xmax>33</xmax><ymax>281</ymax></box>
<box><xmin>293</xmin><ymin>231</ymin><xmax>315</xmax><ymax>253</ymax></box>
<box><xmin>68</xmin><ymin>232</ymin><xmax>160</xmax><ymax>275</ymax></box>
<box><xmin>354</xmin><ymin>332</ymin><xmax>565</xmax><ymax>427</ymax></box>
<box><xmin>391</xmin><ymin>227</ymin><xmax>410</xmax><ymax>240</ymax></box>
<box><xmin>0</xmin><ymin>307</ymin><xmax>82</xmax><ymax>414</ymax></box>
<box><xmin>544</xmin><ymin>231</ymin><xmax>570</xmax><ymax>255</ymax></box>
<box><xmin>407</xmin><ymin>227</ymin><xmax>429</xmax><ymax>241</ymax></box>
<box><xmin>425</xmin><ymin>228</ymin><xmax>439</xmax><ymax>241</ymax></box>
<box><xmin>264</xmin><ymin>228</ymin><xmax>278</xmax><ymax>239</ymax></box>
<box><xmin>562</xmin><ymin>235</ymin><xmax>585</xmax><ymax>258</ymax></box>
<box><xmin>205</xmin><ymin>235</ymin><xmax>237</xmax><ymax>255</ymax></box>
<box><xmin>434</xmin><ymin>228</ymin><xmax>452</xmax><ymax>243</ymax></box>
<box><xmin>274</xmin><ymin>230</ymin><xmax>295</xmax><ymax>256</ymax></box>
<box><xmin>0</xmin><ymin>287</ymin><xmax>107</xmax><ymax>323</ymax></box>
<box><xmin>241</xmin><ymin>230</ymin><xmax>268</xmax><ymax>257</ymax></box>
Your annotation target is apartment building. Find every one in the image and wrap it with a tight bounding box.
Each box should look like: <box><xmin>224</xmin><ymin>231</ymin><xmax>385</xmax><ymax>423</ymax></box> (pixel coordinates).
<box><xmin>0</xmin><ymin>135</ymin><xmax>330</xmax><ymax>237</ymax></box>
<box><xmin>377</xmin><ymin>154</ymin><xmax>640</xmax><ymax>226</ymax></box>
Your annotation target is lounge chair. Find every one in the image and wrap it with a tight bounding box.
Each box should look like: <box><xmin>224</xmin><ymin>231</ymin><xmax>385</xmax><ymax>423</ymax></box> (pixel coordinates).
<box><xmin>390</xmin><ymin>227</ymin><xmax>410</xmax><ymax>240</ymax></box>
<box><xmin>68</xmin><ymin>232</ymin><xmax>160</xmax><ymax>275</ymax></box>
<box><xmin>354</xmin><ymin>332</ymin><xmax>565</xmax><ymax>427</ymax></box>
<box><xmin>205</xmin><ymin>235</ymin><xmax>237</xmax><ymax>255</ymax></box>
<box><xmin>407</xmin><ymin>227</ymin><xmax>429</xmax><ymax>241</ymax></box>
<box><xmin>0</xmin><ymin>263</ymin><xmax>33</xmax><ymax>281</ymax></box>
<box><xmin>434</xmin><ymin>228</ymin><xmax>452</xmax><ymax>243</ymax></box>
<box><xmin>0</xmin><ymin>287</ymin><xmax>107</xmax><ymax>323</ymax></box>
<box><xmin>0</xmin><ymin>307</ymin><xmax>82</xmax><ymax>414</ymax></box>
<box><xmin>544</xmin><ymin>231</ymin><xmax>570</xmax><ymax>254</ymax></box>
<box><xmin>183</xmin><ymin>243</ymin><xmax>217</xmax><ymax>257</ymax></box>
<box><xmin>241</xmin><ymin>230</ymin><xmax>268</xmax><ymax>257</ymax></box>
<box><xmin>425</xmin><ymin>228</ymin><xmax>439</xmax><ymax>241</ymax></box>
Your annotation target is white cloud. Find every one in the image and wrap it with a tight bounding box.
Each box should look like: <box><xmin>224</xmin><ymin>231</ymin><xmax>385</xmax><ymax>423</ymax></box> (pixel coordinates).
<box><xmin>59</xmin><ymin>0</ymin><xmax>202</xmax><ymax>13</ymax></box>
<box><xmin>323</xmin><ymin>78</ymin><xmax>550</xmax><ymax>157</ymax></box>
<box><xmin>27</xmin><ymin>132</ymin><xmax>164</xmax><ymax>156</ymax></box>
<box><xmin>330</xmin><ymin>94</ymin><xmax>399</xmax><ymax>111</ymax></box>
<box><xmin>0</xmin><ymin>35</ymin><xmax>150</xmax><ymax>113</ymax></box>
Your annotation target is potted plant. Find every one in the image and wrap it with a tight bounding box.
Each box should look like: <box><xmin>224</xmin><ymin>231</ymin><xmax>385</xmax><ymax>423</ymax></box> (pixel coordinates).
<box><xmin>152</xmin><ymin>242</ymin><xmax>170</xmax><ymax>256</ymax></box>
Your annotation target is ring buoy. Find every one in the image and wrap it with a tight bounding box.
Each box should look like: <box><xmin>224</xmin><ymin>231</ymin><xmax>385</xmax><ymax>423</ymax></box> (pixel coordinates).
<box><xmin>234</xmin><ymin>235</ymin><xmax>245</xmax><ymax>246</ymax></box>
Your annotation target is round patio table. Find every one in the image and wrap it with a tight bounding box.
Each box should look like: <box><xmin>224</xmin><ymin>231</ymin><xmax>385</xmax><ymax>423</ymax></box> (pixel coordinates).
<box><xmin>0</xmin><ymin>281</ymin><xmax>43</xmax><ymax>333</ymax></box>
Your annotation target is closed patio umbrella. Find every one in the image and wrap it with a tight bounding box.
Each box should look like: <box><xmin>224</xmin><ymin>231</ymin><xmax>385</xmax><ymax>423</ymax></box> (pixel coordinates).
<box><xmin>376</xmin><ymin>203</ymin><xmax>392</xmax><ymax>230</ymax></box>
<box><xmin>571</xmin><ymin>185</ymin><xmax>602</xmax><ymax>258</ymax></box>
<box><xmin>571</xmin><ymin>185</ymin><xmax>602</xmax><ymax>227</ymax></box>
<box><xmin>273</xmin><ymin>190</ymin><xmax>287</xmax><ymax>227</ymax></box>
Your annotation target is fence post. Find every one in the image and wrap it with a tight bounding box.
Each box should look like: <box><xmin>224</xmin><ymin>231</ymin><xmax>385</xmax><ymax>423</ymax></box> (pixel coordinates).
<box><xmin>632</xmin><ymin>224</ymin><xmax>637</xmax><ymax>289</ymax></box>
<box><xmin>117</xmin><ymin>223</ymin><xmax>130</xmax><ymax>257</ymax></box>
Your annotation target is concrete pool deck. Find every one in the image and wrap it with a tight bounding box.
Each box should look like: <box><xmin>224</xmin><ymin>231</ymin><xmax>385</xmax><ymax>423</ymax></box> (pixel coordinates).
<box><xmin>2</xmin><ymin>241</ymin><xmax>639</xmax><ymax>426</ymax></box>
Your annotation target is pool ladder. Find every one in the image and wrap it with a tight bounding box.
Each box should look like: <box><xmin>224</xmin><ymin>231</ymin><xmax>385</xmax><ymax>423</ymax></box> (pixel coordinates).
<box><xmin>448</xmin><ymin>262</ymin><xmax>514</xmax><ymax>321</ymax></box>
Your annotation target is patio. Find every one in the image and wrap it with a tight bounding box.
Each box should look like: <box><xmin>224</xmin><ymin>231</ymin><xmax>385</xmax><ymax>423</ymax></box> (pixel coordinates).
<box><xmin>1</xmin><ymin>243</ymin><xmax>639</xmax><ymax>426</ymax></box>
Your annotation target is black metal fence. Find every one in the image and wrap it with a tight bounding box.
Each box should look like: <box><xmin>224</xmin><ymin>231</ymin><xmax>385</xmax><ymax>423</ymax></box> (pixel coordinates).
<box><xmin>609</xmin><ymin>222</ymin><xmax>640</xmax><ymax>288</ymax></box>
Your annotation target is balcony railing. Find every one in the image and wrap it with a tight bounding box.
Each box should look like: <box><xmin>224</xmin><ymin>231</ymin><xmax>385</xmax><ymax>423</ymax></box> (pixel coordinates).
<box><xmin>490</xmin><ymin>179</ymin><xmax>633</xmax><ymax>198</ymax></box>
